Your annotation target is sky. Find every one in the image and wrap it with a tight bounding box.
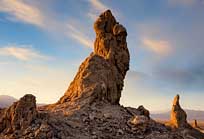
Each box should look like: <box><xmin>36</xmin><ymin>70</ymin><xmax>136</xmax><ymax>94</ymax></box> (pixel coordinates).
<box><xmin>0</xmin><ymin>0</ymin><xmax>204</xmax><ymax>112</ymax></box>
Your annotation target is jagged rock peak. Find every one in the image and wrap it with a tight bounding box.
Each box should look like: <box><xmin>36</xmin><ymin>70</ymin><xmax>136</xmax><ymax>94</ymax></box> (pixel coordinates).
<box><xmin>172</xmin><ymin>94</ymin><xmax>180</xmax><ymax>106</ymax></box>
<box><xmin>58</xmin><ymin>10</ymin><xmax>129</xmax><ymax>107</ymax></box>
<box><xmin>94</xmin><ymin>10</ymin><xmax>129</xmax><ymax>78</ymax></box>
<box><xmin>0</xmin><ymin>94</ymin><xmax>37</xmax><ymax>134</ymax></box>
<box><xmin>170</xmin><ymin>94</ymin><xmax>188</xmax><ymax>128</ymax></box>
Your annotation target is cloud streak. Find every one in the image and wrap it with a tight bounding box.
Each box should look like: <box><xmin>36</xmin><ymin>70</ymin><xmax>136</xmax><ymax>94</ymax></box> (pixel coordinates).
<box><xmin>0</xmin><ymin>0</ymin><xmax>44</xmax><ymax>27</ymax></box>
<box><xmin>0</xmin><ymin>0</ymin><xmax>94</xmax><ymax>49</ymax></box>
<box><xmin>155</xmin><ymin>66</ymin><xmax>204</xmax><ymax>90</ymax></box>
<box><xmin>64</xmin><ymin>0</ymin><xmax>110</xmax><ymax>47</ymax></box>
<box><xmin>87</xmin><ymin>0</ymin><xmax>109</xmax><ymax>20</ymax></box>
<box><xmin>89</xmin><ymin>0</ymin><xmax>108</xmax><ymax>11</ymax></box>
<box><xmin>142</xmin><ymin>38</ymin><xmax>172</xmax><ymax>55</ymax></box>
<box><xmin>0</xmin><ymin>45</ymin><xmax>51</xmax><ymax>61</ymax></box>
<box><xmin>66</xmin><ymin>21</ymin><xmax>93</xmax><ymax>48</ymax></box>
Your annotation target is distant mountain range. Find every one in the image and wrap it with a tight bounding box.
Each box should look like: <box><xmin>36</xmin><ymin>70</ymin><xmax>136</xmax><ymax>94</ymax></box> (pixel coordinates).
<box><xmin>0</xmin><ymin>95</ymin><xmax>46</xmax><ymax>108</ymax></box>
<box><xmin>151</xmin><ymin>109</ymin><xmax>204</xmax><ymax>121</ymax></box>
<box><xmin>0</xmin><ymin>95</ymin><xmax>17</xmax><ymax>108</ymax></box>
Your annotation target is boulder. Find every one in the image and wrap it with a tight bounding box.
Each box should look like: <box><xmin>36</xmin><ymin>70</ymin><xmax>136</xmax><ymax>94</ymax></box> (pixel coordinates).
<box><xmin>137</xmin><ymin>105</ymin><xmax>150</xmax><ymax>119</ymax></box>
<box><xmin>128</xmin><ymin>115</ymin><xmax>149</xmax><ymax>125</ymax></box>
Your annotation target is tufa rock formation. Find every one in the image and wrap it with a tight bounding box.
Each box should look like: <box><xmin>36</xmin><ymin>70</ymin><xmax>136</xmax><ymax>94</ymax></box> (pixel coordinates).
<box><xmin>1</xmin><ymin>10</ymin><xmax>204</xmax><ymax>139</ymax></box>
<box><xmin>58</xmin><ymin>10</ymin><xmax>129</xmax><ymax>107</ymax></box>
<box><xmin>193</xmin><ymin>120</ymin><xmax>198</xmax><ymax>128</ymax></box>
<box><xmin>0</xmin><ymin>94</ymin><xmax>37</xmax><ymax>134</ymax></box>
<box><xmin>167</xmin><ymin>94</ymin><xmax>204</xmax><ymax>138</ymax></box>
<box><xmin>170</xmin><ymin>94</ymin><xmax>189</xmax><ymax>128</ymax></box>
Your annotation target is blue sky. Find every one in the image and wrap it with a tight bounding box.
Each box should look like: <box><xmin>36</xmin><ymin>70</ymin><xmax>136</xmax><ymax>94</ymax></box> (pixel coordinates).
<box><xmin>0</xmin><ymin>0</ymin><xmax>204</xmax><ymax>112</ymax></box>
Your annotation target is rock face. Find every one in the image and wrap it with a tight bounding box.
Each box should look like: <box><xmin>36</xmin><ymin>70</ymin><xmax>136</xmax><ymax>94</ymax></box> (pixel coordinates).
<box><xmin>170</xmin><ymin>94</ymin><xmax>188</xmax><ymax>128</ymax></box>
<box><xmin>58</xmin><ymin>10</ymin><xmax>129</xmax><ymax>106</ymax></box>
<box><xmin>0</xmin><ymin>94</ymin><xmax>37</xmax><ymax>134</ymax></box>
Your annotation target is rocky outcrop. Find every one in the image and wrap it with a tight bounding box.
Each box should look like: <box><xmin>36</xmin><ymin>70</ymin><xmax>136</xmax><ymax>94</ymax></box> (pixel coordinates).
<box><xmin>128</xmin><ymin>115</ymin><xmax>149</xmax><ymax>125</ymax></box>
<box><xmin>137</xmin><ymin>105</ymin><xmax>150</xmax><ymax>119</ymax></box>
<box><xmin>126</xmin><ymin>105</ymin><xmax>150</xmax><ymax>119</ymax></box>
<box><xmin>166</xmin><ymin>95</ymin><xmax>204</xmax><ymax>138</ymax></box>
<box><xmin>58</xmin><ymin>10</ymin><xmax>129</xmax><ymax>107</ymax></box>
<box><xmin>170</xmin><ymin>94</ymin><xmax>189</xmax><ymax>128</ymax></box>
<box><xmin>0</xmin><ymin>94</ymin><xmax>37</xmax><ymax>134</ymax></box>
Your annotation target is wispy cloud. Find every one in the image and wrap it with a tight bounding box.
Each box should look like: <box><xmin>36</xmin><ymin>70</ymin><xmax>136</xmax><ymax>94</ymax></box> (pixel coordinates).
<box><xmin>155</xmin><ymin>66</ymin><xmax>204</xmax><ymax>90</ymax></box>
<box><xmin>142</xmin><ymin>38</ymin><xmax>172</xmax><ymax>55</ymax></box>
<box><xmin>66</xmin><ymin>0</ymin><xmax>109</xmax><ymax>47</ymax></box>
<box><xmin>0</xmin><ymin>0</ymin><xmax>44</xmax><ymax>27</ymax></box>
<box><xmin>66</xmin><ymin>21</ymin><xmax>93</xmax><ymax>48</ymax></box>
<box><xmin>87</xmin><ymin>0</ymin><xmax>109</xmax><ymax>20</ymax></box>
<box><xmin>89</xmin><ymin>0</ymin><xmax>108</xmax><ymax>11</ymax></box>
<box><xmin>0</xmin><ymin>45</ymin><xmax>51</xmax><ymax>61</ymax></box>
<box><xmin>65</xmin><ymin>0</ymin><xmax>117</xmax><ymax>48</ymax></box>
<box><xmin>0</xmin><ymin>0</ymin><xmax>93</xmax><ymax>49</ymax></box>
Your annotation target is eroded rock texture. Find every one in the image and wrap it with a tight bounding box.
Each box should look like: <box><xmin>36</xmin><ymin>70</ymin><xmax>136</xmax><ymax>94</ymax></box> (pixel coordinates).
<box><xmin>0</xmin><ymin>94</ymin><xmax>37</xmax><ymax>134</ymax></box>
<box><xmin>170</xmin><ymin>94</ymin><xmax>188</xmax><ymax>128</ymax></box>
<box><xmin>58</xmin><ymin>10</ymin><xmax>129</xmax><ymax>106</ymax></box>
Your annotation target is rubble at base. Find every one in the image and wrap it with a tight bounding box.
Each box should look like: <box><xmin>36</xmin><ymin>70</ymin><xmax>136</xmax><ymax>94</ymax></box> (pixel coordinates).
<box><xmin>0</xmin><ymin>100</ymin><xmax>189</xmax><ymax>139</ymax></box>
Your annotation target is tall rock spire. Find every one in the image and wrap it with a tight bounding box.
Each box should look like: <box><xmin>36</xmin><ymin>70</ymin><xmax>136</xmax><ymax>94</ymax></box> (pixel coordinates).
<box><xmin>170</xmin><ymin>94</ymin><xmax>189</xmax><ymax>128</ymax></box>
<box><xmin>58</xmin><ymin>10</ymin><xmax>129</xmax><ymax>106</ymax></box>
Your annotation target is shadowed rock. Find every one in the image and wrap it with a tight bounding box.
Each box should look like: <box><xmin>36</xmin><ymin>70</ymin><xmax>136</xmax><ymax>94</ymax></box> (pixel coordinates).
<box><xmin>58</xmin><ymin>10</ymin><xmax>129</xmax><ymax>107</ymax></box>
